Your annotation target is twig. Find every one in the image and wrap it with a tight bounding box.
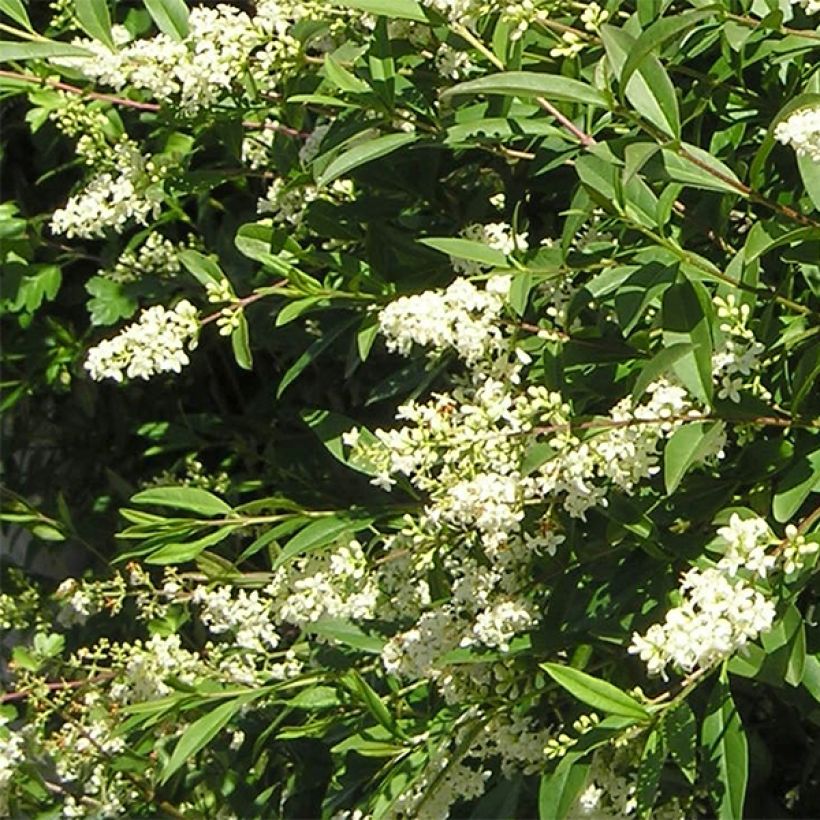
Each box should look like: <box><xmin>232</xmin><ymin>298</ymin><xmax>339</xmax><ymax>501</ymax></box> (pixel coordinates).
<box><xmin>0</xmin><ymin>70</ymin><xmax>307</xmax><ymax>138</ymax></box>
<box><xmin>0</xmin><ymin>672</ymin><xmax>115</xmax><ymax>704</ymax></box>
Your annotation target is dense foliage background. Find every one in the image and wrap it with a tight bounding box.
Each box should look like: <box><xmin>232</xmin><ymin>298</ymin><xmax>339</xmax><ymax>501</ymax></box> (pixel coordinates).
<box><xmin>1</xmin><ymin>0</ymin><xmax>819</xmax><ymax>817</ymax></box>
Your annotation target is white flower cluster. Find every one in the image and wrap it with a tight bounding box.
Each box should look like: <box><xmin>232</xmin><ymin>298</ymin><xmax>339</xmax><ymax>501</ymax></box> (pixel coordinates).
<box><xmin>103</xmin><ymin>233</ymin><xmax>184</xmax><ymax>284</ymax></box>
<box><xmin>242</xmin><ymin>125</ymin><xmax>278</xmax><ymax>171</ymax></box>
<box><xmin>378</xmin><ymin>276</ymin><xmax>509</xmax><ymax>365</ymax></box>
<box><xmin>85</xmin><ymin>300</ymin><xmax>199</xmax><ymax>382</ymax></box>
<box><xmin>266</xmin><ymin>539</ymin><xmax>379</xmax><ymax>627</ymax></box>
<box><xmin>790</xmin><ymin>0</ymin><xmax>820</xmax><ymax>15</ymax></box>
<box><xmin>775</xmin><ymin>104</ymin><xmax>820</xmax><ymax>163</ymax></box>
<box><xmin>109</xmin><ymin>634</ymin><xmax>201</xmax><ymax>703</ymax></box>
<box><xmin>50</xmin><ymin>141</ymin><xmax>166</xmax><ymax>239</ymax></box>
<box><xmin>569</xmin><ymin>741</ymin><xmax>688</xmax><ymax>819</ymax></box>
<box><xmin>712</xmin><ymin>295</ymin><xmax>767</xmax><ymax>403</ymax></box>
<box><xmin>55</xmin><ymin>578</ymin><xmax>99</xmax><ymax>627</ymax></box>
<box><xmin>716</xmin><ymin>513</ymin><xmax>776</xmax><ymax>577</ymax></box>
<box><xmin>257</xmin><ymin>177</ymin><xmax>354</xmax><ymax>227</ymax></box>
<box><xmin>629</xmin><ymin>566</ymin><xmax>775</xmax><ymax>677</ymax></box>
<box><xmin>193</xmin><ymin>586</ymin><xmax>280</xmax><ymax>652</ymax></box>
<box><xmin>0</xmin><ymin>720</ymin><xmax>24</xmax><ymax>816</ymax></box>
<box><xmin>61</xmin><ymin>4</ymin><xmax>288</xmax><ymax>115</ymax></box>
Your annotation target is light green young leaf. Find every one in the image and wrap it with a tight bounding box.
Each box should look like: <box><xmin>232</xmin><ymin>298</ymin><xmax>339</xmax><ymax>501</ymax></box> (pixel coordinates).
<box><xmin>702</xmin><ymin>674</ymin><xmax>748</xmax><ymax>820</ymax></box>
<box><xmin>144</xmin><ymin>0</ymin><xmax>189</xmax><ymax>39</ymax></box>
<box><xmin>145</xmin><ymin>526</ymin><xmax>240</xmax><ymax>565</ymax></box>
<box><xmin>304</xmin><ymin>618</ymin><xmax>386</xmax><ymax>653</ymax></box>
<box><xmin>231</xmin><ymin>313</ymin><xmax>253</xmax><ymax>371</ymax></box>
<box><xmin>272</xmin><ymin>513</ymin><xmax>373</xmax><ymax>569</ymax></box>
<box><xmin>179</xmin><ymin>249</ymin><xmax>226</xmax><ymax>287</ymax></box>
<box><xmin>541</xmin><ymin>663</ymin><xmax>650</xmax><ymax>720</ymax></box>
<box><xmin>620</xmin><ymin>8</ymin><xmax>718</xmax><ymax>92</ymax></box>
<box><xmin>0</xmin><ymin>0</ymin><xmax>32</xmax><ymax>30</ymax></box>
<box><xmin>443</xmin><ymin>72</ymin><xmax>607</xmax><ymax>108</ymax></box>
<box><xmin>75</xmin><ymin>0</ymin><xmax>115</xmax><ymax>48</ymax></box>
<box><xmin>664</xmin><ymin>421</ymin><xmax>726</xmax><ymax>495</ymax></box>
<box><xmin>327</xmin><ymin>0</ymin><xmax>427</xmax><ymax>21</ymax></box>
<box><xmin>131</xmin><ymin>486</ymin><xmax>233</xmax><ymax>517</ymax></box>
<box><xmin>325</xmin><ymin>53</ymin><xmax>370</xmax><ymax>94</ymax></box>
<box><xmin>317</xmin><ymin>132</ymin><xmax>419</xmax><ymax>187</ymax></box>
<box><xmin>0</xmin><ymin>40</ymin><xmax>92</xmax><ymax>60</ymax></box>
<box><xmin>600</xmin><ymin>24</ymin><xmax>680</xmax><ymax>138</ymax></box>
<box><xmin>419</xmin><ymin>237</ymin><xmax>508</xmax><ymax>268</ymax></box>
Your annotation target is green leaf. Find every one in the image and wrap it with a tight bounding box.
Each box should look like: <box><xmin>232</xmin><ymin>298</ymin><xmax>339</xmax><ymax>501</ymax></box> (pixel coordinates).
<box><xmin>0</xmin><ymin>0</ymin><xmax>32</xmax><ymax>30</ymax></box>
<box><xmin>419</xmin><ymin>237</ymin><xmax>508</xmax><ymax>268</ymax></box>
<box><xmin>277</xmin><ymin>316</ymin><xmax>358</xmax><ymax>398</ymax></box>
<box><xmin>620</xmin><ymin>9</ymin><xmax>718</xmax><ymax>93</ymax></box>
<box><xmin>179</xmin><ymin>249</ymin><xmax>226</xmax><ymax>287</ymax></box>
<box><xmin>144</xmin><ymin>0</ymin><xmax>189</xmax><ymax>40</ymax></box>
<box><xmin>342</xmin><ymin>670</ymin><xmax>404</xmax><ymax>738</ymax></box>
<box><xmin>772</xmin><ymin>446</ymin><xmax>820</xmax><ymax>522</ymax></box>
<box><xmin>759</xmin><ymin>603</ymin><xmax>806</xmax><ymax>687</ymax></box>
<box><xmin>541</xmin><ymin>663</ymin><xmax>650</xmax><ymax>721</ymax></box>
<box><xmin>636</xmin><ymin>728</ymin><xmax>667</xmax><ymax>817</ymax></box>
<box><xmin>31</xmin><ymin>523</ymin><xmax>66</xmax><ymax>541</ymax></box>
<box><xmin>356</xmin><ymin>314</ymin><xmax>380</xmax><ymax>362</ymax></box>
<box><xmin>304</xmin><ymin>618</ymin><xmax>386</xmax><ymax>653</ymax></box>
<box><xmin>660</xmin><ymin>146</ymin><xmax>743</xmax><ymax>195</ymax></box>
<box><xmin>316</xmin><ymin>132</ymin><xmax>419</xmax><ymax>187</ymax></box>
<box><xmin>230</xmin><ymin>313</ymin><xmax>253</xmax><ymax>370</ymax></box>
<box><xmin>631</xmin><ymin>343</ymin><xmax>694</xmax><ymax>403</ymax></box>
<box><xmin>661</xmin><ymin>702</ymin><xmax>696</xmax><ymax>783</ymax></box>
<box><xmin>0</xmin><ymin>40</ymin><xmax>92</xmax><ymax>60</ymax></box>
<box><xmin>75</xmin><ymin>0</ymin><xmax>114</xmax><ymax>48</ymax></box>
<box><xmin>702</xmin><ymin>674</ymin><xmax>748</xmax><ymax>820</ymax></box>
<box><xmin>145</xmin><ymin>526</ymin><xmax>240</xmax><ymax>565</ymax></box>
<box><xmin>324</xmin><ymin>54</ymin><xmax>369</xmax><ymax>94</ymax></box>
<box><xmin>10</xmin><ymin>265</ymin><xmax>62</xmax><ymax>314</ymax></box>
<box><xmin>600</xmin><ymin>24</ymin><xmax>680</xmax><ymax>138</ymax></box>
<box><xmin>301</xmin><ymin>408</ymin><xmax>381</xmax><ymax>477</ymax></box>
<box><xmin>661</xmin><ymin>279</ymin><xmax>714</xmax><ymax>406</ymax></box>
<box><xmin>161</xmin><ymin>695</ymin><xmax>255</xmax><ymax>784</ymax></box>
<box><xmin>327</xmin><ymin>0</ymin><xmax>427</xmax><ymax>22</ymax></box>
<box><xmin>798</xmin><ymin>152</ymin><xmax>820</xmax><ymax>212</ymax></box>
<box><xmin>443</xmin><ymin>72</ymin><xmax>607</xmax><ymax>108</ymax></box>
<box><xmin>538</xmin><ymin>755</ymin><xmax>590</xmax><ymax>820</ymax></box>
<box><xmin>664</xmin><ymin>421</ymin><xmax>726</xmax><ymax>495</ymax></box>
<box><xmin>131</xmin><ymin>486</ymin><xmax>233</xmax><ymax>517</ymax></box>
<box><xmin>85</xmin><ymin>276</ymin><xmax>136</xmax><ymax>326</ymax></box>
<box><xmin>276</xmin><ymin>297</ymin><xmax>324</xmax><ymax>327</ymax></box>
<box><xmin>272</xmin><ymin>514</ymin><xmax>371</xmax><ymax>569</ymax></box>
<box><xmin>792</xmin><ymin>344</ymin><xmax>820</xmax><ymax>412</ymax></box>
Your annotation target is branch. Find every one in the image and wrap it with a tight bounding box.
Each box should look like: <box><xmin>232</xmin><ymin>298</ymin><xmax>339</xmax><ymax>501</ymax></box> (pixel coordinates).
<box><xmin>0</xmin><ymin>70</ymin><xmax>308</xmax><ymax>138</ymax></box>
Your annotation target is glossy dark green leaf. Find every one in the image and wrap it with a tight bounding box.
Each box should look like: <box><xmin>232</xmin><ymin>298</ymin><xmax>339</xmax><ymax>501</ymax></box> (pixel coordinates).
<box><xmin>541</xmin><ymin>663</ymin><xmax>650</xmax><ymax>720</ymax></box>
<box><xmin>702</xmin><ymin>675</ymin><xmax>748</xmax><ymax>820</ymax></box>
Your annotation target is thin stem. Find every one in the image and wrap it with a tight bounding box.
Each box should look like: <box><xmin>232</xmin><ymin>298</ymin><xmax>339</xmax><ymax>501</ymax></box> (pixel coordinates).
<box><xmin>631</xmin><ymin>223</ymin><xmax>814</xmax><ymax>317</ymax></box>
<box><xmin>726</xmin><ymin>12</ymin><xmax>820</xmax><ymax>42</ymax></box>
<box><xmin>534</xmin><ymin>411</ymin><xmax>816</xmax><ymax>436</ymax></box>
<box><xmin>0</xmin><ymin>70</ymin><xmax>307</xmax><ymax>138</ymax></box>
<box><xmin>0</xmin><ymin>672</ymin><xmax>115</xmax><ymax>704</ymax></box>
<box><xmin>451</xmin><ymin>24</ymin><xmax>596</xmax><ymax>148</ymax></box>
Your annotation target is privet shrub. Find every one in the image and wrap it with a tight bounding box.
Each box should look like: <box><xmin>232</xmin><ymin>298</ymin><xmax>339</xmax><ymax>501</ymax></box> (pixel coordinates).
<box><xmin>1</xmin><ymin>0</ymin><xmax>819</xmax><ymax>816</ymax></box>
